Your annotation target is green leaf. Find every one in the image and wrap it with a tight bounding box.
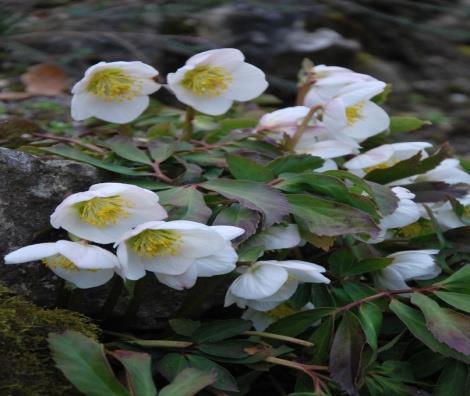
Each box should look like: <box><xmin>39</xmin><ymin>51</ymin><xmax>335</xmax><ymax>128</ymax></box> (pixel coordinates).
<box><xmin>268</xmin><ymin>154</ymin><xmax>324</xmax><ymax>175</ymax></box>
<box><xmin>329</xmin><ymin>312</ymin><xmax>365</xmax><ymax>395</ymax></box>
<box><xmin>410</xmin><ymin>293</ymin><xmax>470</xmax><ymax>356</ymax></box>
<box><xmin>365</xmin><ymin>144</ymin><xmax>451</xmax><ymax>184</ymax></box>
<box><xmin>213</xmin><ymin>203</ymin><xmax>260</xmax><ymax>241</ymax></box>
<box><xmin>309</xmin><ymin>316</ymin><xmax>334</xmax><ymax>364</ymax></box>
<box><xmin>41</xmin><ymin>144</ymin><xmax>152</xmax><ymax>176</ymax></box>
<box><xmin>101</xmin><ymin>136</ymin><xmax>152</xmax><ymax>165</ymax></box>
<box><xmin>434</xmin><ymin>360</ymin><xmax>469</xmax><ymax>396</ymax></box>
<box><xmin>389</xmin><ymin>300</ymin><xmax>470</xmax><ymax>363</ymax></box>
<box><xmin>202</xmin><ymin>179</ymin><xmax>289</xmax><ymax>226</ymax></box>
<box><xmin>198</xmin><ymin>340</ymin><xmax>258</xmax><ymax>359</ymax></box>
<box><xmin>148</xmin><ymin>141</ymin><xmax>176</xmax><ymax>163</ymax></box>
<box><xmin>434</xmin><ymin>291</ymin><xmax>470</xmax><ymax>313</ymax></box>
<box><xmin>342</xmin><ymin>258</ymin><xmax>393</xmax><ymax>277</ymax></box>
<box><xmin>113</xmin><ymin>350</ymin><xmax>157</xmax><ymax>396</ymax></box>
<box><xmin>389</xmin><ymin>116</ymin><xmax>431</xmax><ymax>133</ymax></box>
<box><xmin>237</xmin><ymin>245</ymin><xmax>265</xmax><ymax>262</ymax></box>
<box><xmin>287</xmin><ymin>194</ymin><xmax>380</xmax><ymax>237</ymax></box>
<box><xmin>192</xmin><ymin>319</ymin><xmax>252</xmax><ymax>344</ymax></box>
<box><xmin>226</xmin><ymin>154</ymin><xmax>274</xmax><ymax>182</ymax></box>
<box><xmin>266</xmin><ymin>308</ymin><xmax>335</xmax><ymax>337</ymax></box>
<box><xmin>157</xmin><ymin>353</ymin><xmax>189</xmax><ymax>380</ymax></box>
<box><xmin>219</xmin><ymin>117</ymin><xmax>258</xmax><ymax>132</ymax></box>
<box><xmin>440</xmin><ymin>265</ymin><xmax>470</xmax><ymax>292</ymax></box>
<box><xmin>169</xmin><ymin>319</ymin><xmax>201</xmax><ymax>337</ymax></box>
<box><xmin>186</xmin><ymin>354</ymin><xmax>238</xmax><ymax>392</ymax></box>
<box><xmin>159</xmin><ymin>368</ymin><xmax>215</xmax><ymax>396</ymax></box>
<box><xmin>158</xmin><ymin>187</ymin><xmax>211</xmax><ymax>223</ymax></box>
<box><xmin>366</xmin><ymin>181</ymin><xmax>399</xmax><ymax>216</ymax></box>
<box><xmin>358</xmin><ymin>303</ymin><xmax>383</xmax><ymax>350</ymax></box>
<box><xmin>48</xmin><ymin>331</ymin><xmax>130</xmax><ymax>396</ymax></box>
<box><xmin>405</xmin><ymin>181</ymin><xmax>469</xmax><ymax>203</ymax></box>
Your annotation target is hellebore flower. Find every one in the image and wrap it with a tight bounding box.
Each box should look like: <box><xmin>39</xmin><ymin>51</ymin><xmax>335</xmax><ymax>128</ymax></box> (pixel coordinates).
<box><xmin>4</xmin><ymin>240</ymin><xmax>118</xmax><ymax>288</ymax></box>
<box><xmin>225</xmin><ymin>260</ymin><xmax>329</xmax><ymax>311</ymax></box>
<box><xmin>115</xmin><ymin>220</ymin><xmax>244</xmax><ymax>285</ymax></box>
<box><xmin>167</xmin><ymin>48</ymin><xmax>268</xmax><ymax>115</ymax></box>
<box><xmin>432</xmin><ymin>193</ymin><xmax>470</xmax><ymax>230</ymax></box>
<box><xmin>416</xmin><ymin>159</ymin><xmax>470</xmax><ymax>185</ymax></box>
<box><xmin>71</xmin><ymin>61</ymin><xmax>161</xmax><ymax>123</ymax></box>
<box><xmin>244</xmin><ymin>224</ymin><xmax>301</xmax><ymax>250</ymax></box>
<box><xmin>51</xmin><ymin>183</ymin><xmax>167</xmax><ymax>244</ymax></box>
<box><xmin>373</xmin><ymin>249</ymin><xmax>440</xmax><ymax>290</ymax></box>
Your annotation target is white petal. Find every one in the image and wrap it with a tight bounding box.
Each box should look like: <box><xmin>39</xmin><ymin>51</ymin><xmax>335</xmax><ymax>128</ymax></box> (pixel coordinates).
<box><xmin>143</xmin><ymin>255</ymin><xmax>195</xmax><ymax>275</ymax></box>
<box><xmin>187</xmin><ymin>48</ymin><xmax>245</xmax><ymax>70</ymax></box>
<box><xmin>116</xmin><ymin>243</ymin><xmax>146</xmax><ymax>280</ymax></box>
<box><xmin>242</xmin><ymin>309</ymin><xmax>273</xmax><ymax>331</ymax></box>
<box><xmin>155</xmin><ymin>264</ymin><xmax>198</xmax><ymax>290</ymax></box>
<box><xmin>297</xmin><ymin>138</ymin><xmax>357</xmax><ymax>158</ymax></box>
<box><xmin>4</xmin><ymin>243</ymin><xmax>58</xmax><ymax>264</ymax></box>
<box><xmin>267</xmin><ymin>260</ymin><xmax>330</xmax><ymax>284</ymax></box>
<box><xmin>224</xmin><ymin>63</ymin><xmax>268</xmax><ymax>101</ymax></box>
<box><xmin>57</xmin><ymin>241</ymin><xmax>118</xmax><ymax>269</ymax></box>
<box><xmin>341</xmin><ymin>101</ymin><xmax>390</xmax><ymax>142</ymax></box>
<box><xmin>194</xmin><ymin>244</ymin><xmax>238</xmax><ymax>276</ymax></box>
<box><xmin>247</xmin><ymin>224</ymin><xmax>301</xmax><ymax>250</ymax></box>
<box><xmin>209</xmin><ymin>225</ymin><xmax>245</xmax><ymax>241</ymax></box>
<box><xmin>374</xmin><ymin>268</ymin><xmax>409</xmax><ymax>290</ymax></box>
<box><xmin>344</xmin><ymin>144</ymin><xmax>394</xmax><ymax>170</ymax></box>
<box><xmin>88</xmin><ymin>95</ymin><xmax>150</xmax><ymax>124</ymax></box>
<box><xmin>51</xmin><ymin>267</ymin><xmax>114</xmax><ymax>289</ymax></box>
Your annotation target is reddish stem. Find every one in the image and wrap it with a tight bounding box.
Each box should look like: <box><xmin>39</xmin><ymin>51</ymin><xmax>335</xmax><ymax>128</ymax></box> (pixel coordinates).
<box><xmin>152</xmin><ymin>161</ymin><xmax>173</xmax><ymax>184</ymax></box>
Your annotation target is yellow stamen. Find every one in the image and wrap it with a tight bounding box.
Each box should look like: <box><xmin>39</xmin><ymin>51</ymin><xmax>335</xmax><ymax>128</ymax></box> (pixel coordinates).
<box><xmin>180</xmin><ymin>65</ymin><xmax>232</xmax><ymax>96</ymax></box>
<box><xmin>393</xmin><ymin>219</ymin><xmax>434</xmax><ymax>239</ymax></box>
<box><xmin>127</xmin><ymin>229</ymin><xmax>181</xmax><ymax>259</ymax></box>
<box><xmin>364</xmin><ymin>161</ymin><xmax>393</xmax><ymax>173</ymax></box>
<box><xmin>464</xmin><ymin>205</ymin><xmax>470</xmax><ymax>218</ymax></box>
<box><xmin>266</xmin><ymin>303</ymin><xmax>296</xmax><ymax>320</ymax></box>
<box><xmin>346</xmin><ymin>101</ymin><xmax>365</xmax><ymax>126</ymax></box>
<box><xmin>87</xmin><ymin>68</ymin><xmax>141</xmax><ymax>101</ymax></box>
<box><xmin>75</xmin><ymin>196</ymin><xmax>130</xmax><ymax>227</ymax></box>
<box><xmin>43</xmin><ymin>255</ymin><xmax>79</xmax><ymax>272</ymax></box>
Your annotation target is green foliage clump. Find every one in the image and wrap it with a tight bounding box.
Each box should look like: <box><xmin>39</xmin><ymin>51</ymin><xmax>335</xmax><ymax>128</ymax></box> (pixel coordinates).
<box><xmin>0</xmin><ymin>284</ymin><xmax>99</xmax><ymax>396</ymax></box>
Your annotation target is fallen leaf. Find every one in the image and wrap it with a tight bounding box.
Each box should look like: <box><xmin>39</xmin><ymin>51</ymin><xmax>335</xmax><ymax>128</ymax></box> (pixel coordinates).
<box><xmin>21</xmin><ymin>63</ymin><xmax>67</xmax><ymax>96</ymax></box>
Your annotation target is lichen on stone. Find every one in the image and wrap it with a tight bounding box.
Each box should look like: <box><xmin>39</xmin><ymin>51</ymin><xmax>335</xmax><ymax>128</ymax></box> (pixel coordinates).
<box><xmin>0</xmin><ymin>283</ymin><xmax>99</xmax><ymax>396</ymax></box>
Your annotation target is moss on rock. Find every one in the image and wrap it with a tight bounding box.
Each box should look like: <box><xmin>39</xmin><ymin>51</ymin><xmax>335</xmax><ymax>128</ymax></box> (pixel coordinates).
<box><xmin>0</xmin><ymin>283</ymin><xmax>99</xmax><ymax>396</ymax></box>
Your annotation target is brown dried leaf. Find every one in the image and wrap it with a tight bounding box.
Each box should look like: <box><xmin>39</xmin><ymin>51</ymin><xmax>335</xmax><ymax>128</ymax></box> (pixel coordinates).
<box><xmin>21</xmin><ymin>63</ymin><xmax>67</xmax><ymax>96</ymax></box>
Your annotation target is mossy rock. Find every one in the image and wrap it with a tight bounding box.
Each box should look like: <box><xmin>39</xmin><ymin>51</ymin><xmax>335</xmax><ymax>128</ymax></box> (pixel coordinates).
<box><xmin>0</xmin><ymin>283</ymin><xmax>99</xmax><ymax>396</ymax></box>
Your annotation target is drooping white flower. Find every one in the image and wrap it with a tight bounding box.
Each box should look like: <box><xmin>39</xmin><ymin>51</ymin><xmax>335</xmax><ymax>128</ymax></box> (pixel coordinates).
<box><xmin>225</xmin><ymin>260</ymin><xmax>329</xmax><ymax>311</ymax></box>
<box><xmin>256</xmin><ymin>106</ymin><xmax>310</xmax><ymax>138</ymax></box>
<box><xmin>304</xmin><ymin>64</ymin><xmax>379</xmax><ymax>107</ymax></box>
<box><xmin>4</xmin><ymin>240</ymin><xmax>118</xmax><ymax>288</ymax></box>
<box><xmin>71</xmin><ymin>61</ymin><xmax>161</xmax><ymax>123</ymax></box>
<box><xmin>244</xmin><ymin>224</ymin><xmax>301</xmax><ymax>250</ymax></box>
<box><xmin>343</xmin><ymin>142</ymin><xmax>432</xmax><ymax>179</ymax></box>
<box><xmin>432</xmin><ymin>193</ymin><xmax>470</xmax><ymax>230</ymax></box>
<box><xmin>167</xmin><ymin>48</ymin><xmax>268</xmax><ymax>115</ymax></box>
<box><xmin>115</xmin><ymin>220</ymin><xmax>244</xmax><ymax>285</ymax></box>
<box><xmin>51</xmin><ymin>183</ymin><xmax>167</xmax><ymax>244</ymax></box>
<box><xmin>323</xmin><ymin>81</ymin><xmax>389</xmax><ymax>144</ymax></box>
<box><xmin>242</xmin><ymin>302</ymin><xmax>314</xmax><ymax>331</ymax></box>
<box><xmin>294</xmin><ymin>127</ymin><xmax>358</xmax><ymax>158</ymax></box>
<box><xmin>373</xmin><ymin>249</ymin><xmax>440</xmax><ymax>290</ymax></box>
<box><xmin>416</xmin><ymin>159</ymin><xmax>470</xmax><ymax>185</ymax></box>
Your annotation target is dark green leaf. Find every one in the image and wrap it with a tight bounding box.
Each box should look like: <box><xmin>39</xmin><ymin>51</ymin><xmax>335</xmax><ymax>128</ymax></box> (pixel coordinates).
<box><xmin>148</xmin><ymin>141</ymin><xmax>176</xmax><ymax>163</ymax></box>
<box><xmin>48</xmin><ymin>331</ymin><xmax>130</xmax><ymax>396</ymax></box>
<box><xmin>192</xmin><ymin>319</ymin><xmax>252</xmax><ymax>344</ymax></box>
<box><xmin>389</xmin><ymin>116</ymin><xmax>431</xmax><ymax>133</ymax></box>
<box><xmin>329</xmin><ymin>312</ymin><xmax>365</xmax><ymax>395</ymax></box>
<box><xmin>434</xmin><ymin>291</ymin><xmax>470</xmax><ymax>313</ymax></box>
<box><xmin>440</xmin><ymin>265</ymin><xmax>470</xmax><ymax>292</ymax></box>
<box><xmin>186</xmin><ymin>355</ymin><xmax>238</xmax><ymax>392</ymax></box>
<box><xmin>287</xmin><ymin>194</ymin><xmax>380</xmax><ymax>237</ymax></box>
<box><xmin>309</xmin><ymin>316</ymin><xmax>334</xmax><ymax>364</ymax></box>
<box><xmin>169</xmin><ymin>319</ymin><xmax>201</xmax><ymax>337</ymax></box>
<box><xmin>366</xmin><ymin>181</ymin><xmax>399</xmax><ymax>216</ymax></box>
<box><xmin>359</xmin><ymin>303</ymin><xmax>383</xmax><ymax>350</ymax></box>
<box><xmin>113</xmin><ymin>350</ymin><xmax>157</xmax><ymax>396</ymax></box>
<box><xmin>198</xmin><ymin>340</ymin><xmax>257</xmax><ymax>359</ymax></box>
<box><xmin>266</xmin><ymin>308</ymin><xmax>335</xmax><ymax>337</ymax></box>
<box><xmin>406</xmin><ymin>182</ymin><xmax>469</xmax><ymax>203</ymax></box>
<box><xmin>202</xmin><ymin>179</ymin><xmax>289</xmax><ymax>226</ymax></box>
<box><xmin>434</xmin><ymin>360</ymin><xmax>469</xmax><ymax>396</ymax></box>
<box><xmin>237</xmin><ymin>245</ymin><xmax>265</xmax><ymax>262</ymax></box>
<box><xmin>342</xmin><ymin>258</ymin><xmax>393</xmax><ymax>277</ymax></box>
<box><xmin>226</xmin><ymin>154</ymin><xmax>274</xmax><ymax>182</ymax></box>
<box><xmin>101</xmin><ymin>136</ymin><xmax>152</xmax><ymax>165</ymax></box>
<box><xmin>158</xmin><ymin>187</ymin><xmax>211</xmax><ymax>223</ymax></box>
<box><xmin>157</xmin><ymin>353</ymin><xmax>189</xmax><ymax>381</ymax></box>
<box><xmin>268</xmin><ymin>154</ymin><xmax>324</xmax><ymax>175</ymax></box>
<box><xmin>159</xmin><ymin>368</ymin><xmax>215</xmax><ymax>396</ymax></box>
<box><xmin>213</xmin><ymin>204</ymin><xmax>260</xmax><ymax>241</ymax></box>
<box><xmin>410</xmin><ymin>293</ymin><xmax>470</xmax><ymax>356</ymax></box>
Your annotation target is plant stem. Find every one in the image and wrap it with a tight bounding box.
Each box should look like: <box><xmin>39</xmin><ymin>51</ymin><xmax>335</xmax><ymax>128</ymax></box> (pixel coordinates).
<box><xmin>182</xmin><ymin>107</ymin><xmax>196</xmax><ymax>141</ymax></box>
<box><xmin>123</xmin><ymin>278</ymin><xmax>145</xmax><ymax>324</ymax></box>
<box><xmin>243</xmin><ymin>331</ymin><xmax>314</xmax><ymax>347</ymax></box>
<box><xmin>98</xmin><ymin>276</ymin><xmax>123</xmax><ymax>320</ymax></box>
<box><xmin>152</xmin><ymin>161</ymin><xmax>173</xmax><ymax>183</ymax></box>
<box><xmin>128</xmin><ymin>340</ymin><xmax>193</xmax><ymax>348</ymax></box>
<box><xmin>32</xmin><ymin>132</ymin><xmax>106</xmax><ymax>154</ymax></box>
<box><xmin>290</xmin><ymin>105</ymin><xmax>322</xmax><ymax>148</ymax></box>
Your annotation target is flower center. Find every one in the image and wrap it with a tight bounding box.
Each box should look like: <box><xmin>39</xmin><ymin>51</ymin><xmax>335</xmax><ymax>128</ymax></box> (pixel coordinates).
<box><xmin>393</xmin><ymin>219</ymin><xmax>433</xmax><ymax>239</ymax></box>
<box><xmin>180</xmin><ymin>65</ymin><xmax>232</xmax><ymax>96</ymax></box>
<box><xmin>87</xmin><ymin>68</ymin><xmax>141</xmax><ymax>101</ymax></box>
<box><xmin>346</xmin><ymin>101</ymin><xmax>365</xmax><ymax>126</ymax></box>
<box><xmin>265</xmin><ymin>303</ymin><xmax>296</xmax><ymax>320</ymax></box>
<box><xmin>364</xmin><ymin>161</ymin><xmax>392</xmax><ymax>173</ymax></box>
<box><xmin>127</xmin><ymin>229</ymin><xmax>181</xmax><ymax>259</ymax></box>
<box><xmin>43</xmin><ymin>255</ymin><xmax>79</xmax><ymax>272</ymax></box>
<box><xmin>75</xmin><ymin>196</ymin><xmax>130</xmax><ymax>227</ymax></box>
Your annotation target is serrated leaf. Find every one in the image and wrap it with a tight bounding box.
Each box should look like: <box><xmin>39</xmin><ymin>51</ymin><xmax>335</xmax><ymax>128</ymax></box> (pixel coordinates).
<box><xmin>169</xmin><ymin>319</ymin><xmax>201</xmax><ymax>337</ymax></box>
<box><xmin>113</xmin><ymin>350</ymin><xmax>157</xmax><ymax>396</ymax></box>
<box><xmin>212</xmin><ymin>204</ymin><xmax>260</xmax><ymax>241</ymax></box>
<box><xmin>158</xmin><ymin>187</ymin><xmax>211</xmax><ymax>222</ymax></box>
<box><xmin>192</xmin><ymin>319</ymin><xmax>252</xmax><ymax>344</ymax></box>
<box><xmin>389</xmin><ymin>299</ymin><xmax>470</xmax><ymax>363</ymax></box>
<box><xmin>268</xmin><ymin>154</ymin><xmax>324</xmax><ymax>175</ymax></box>
<box><xmin>226</xmin><ymin>154</ymin><xmax>274</xmax><ymax>182</ymax></box>
<box><xmin>434</xmin><ymin>291</ymin><xmax>470</xmax><ymax>313</ymax></box>
<box><xmin>159</xmin><ymin>368</ymin><xmax>215</xmax><ymax>396</ymax></box>
<box><xmin>202</xmin><ymin>179</ymin><xmax>289</xmax><ymax>226</ymax></box>
<box><xmin>389</xmin><ymin>116</ymin><xmax>431</xmax><ymax>133</ymax></box>
<box><xmin>287</xmin><ymin>194</ymin><xmax>380</xmax><ymax>237</ymax></box>
<box><xmin>410</xmin><ymin>293</ymin><xmax>470</xmax><ymax>355</ymax></box>
<box><xmin>48</xmin><ymin>331</ymin><xmax>130</xmax><ymax>396</ymax></box>
<box><xmin>266</xmin><ymin>308</ymin><xmax>334</xmax><ymax>337</ymax></box>
<box><xmin>329</xmin><ymin>312</ymin><xmax>365</xmax><ymax>395</ymax></box>
<box><xmin>101</xmin><ymin>136</ymin><xmax>152</xmax><ymax>165</ymax></box>
<box><xmin>359</xmin><ymin>303</ymin><xmax>383</xmax><ymax>350</ymax></box>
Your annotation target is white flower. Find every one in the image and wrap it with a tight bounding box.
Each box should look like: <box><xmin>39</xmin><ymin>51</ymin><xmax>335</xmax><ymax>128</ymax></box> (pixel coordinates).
<box><xmin>51</xmin><ymin>183</ymin><xmax>167</xmax><ymax>244</ymax></box>
<box><xmin>323</xmin><ymin>81</ymin><xmax>389</xmax><ymax>144</ymax></box>
<box><xmin>4</xmin><ymin>240</ymin><xmax>117</xmax><ymax>288</ymax></box>
<box><xmin>244</xmin><ymin>224</ymin><xmax>301</xmax><ymax>250</ymax></box>
<box><xmin>416</xmin><ymin>159</ymin><xmax>470</xmax><ymax>185</ymax></box>
<box><xmin>373</xmin><ymin>249</ymin><xmax>441</xmax><ymax>290</ymax></box>
<box><xmin>432</xmin><ymin>193</ymin><xmax>470</xmax><ymax>230</ymax></box>
<box><xmin>256</xmin><ymin>106</ymin><xmax>310</xmax><ymax>138</ymax></box>
<box><xmin>304</xmin><ymin>64</ymin><xmax>379</xmax><ymax>107</ymax></box>
<box><xmin>225</xmin><ymin>260</ymin><xmax>329</xmax><ymax>311</ymax></box>
<box><xmin>115</xmin><ymin>220</ymin><xmax>244</xmax><ymax>286</ymax></box>
<box><xmin>316</xmin><ymin>159</ymin><xmax>339</xmax><ymax>172</ymax></box>
<box><xmin>242</xmin><ymin>302</ymin><xmax>314</xmax><ymax>331</ymax></box>
<box><xmin>167</xmin><ymin>48</ymin><xmax>268</xmax><ymax>115</ymax></box>
<box><xmin>344</xmin><ymin>142</ymin><xmax>432</xmax><ymax>179</ymax></box>
<box><xmin>71</xmin><ymin>61</ymin><xmax>160</xmax><ymax>123</ymax></box>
